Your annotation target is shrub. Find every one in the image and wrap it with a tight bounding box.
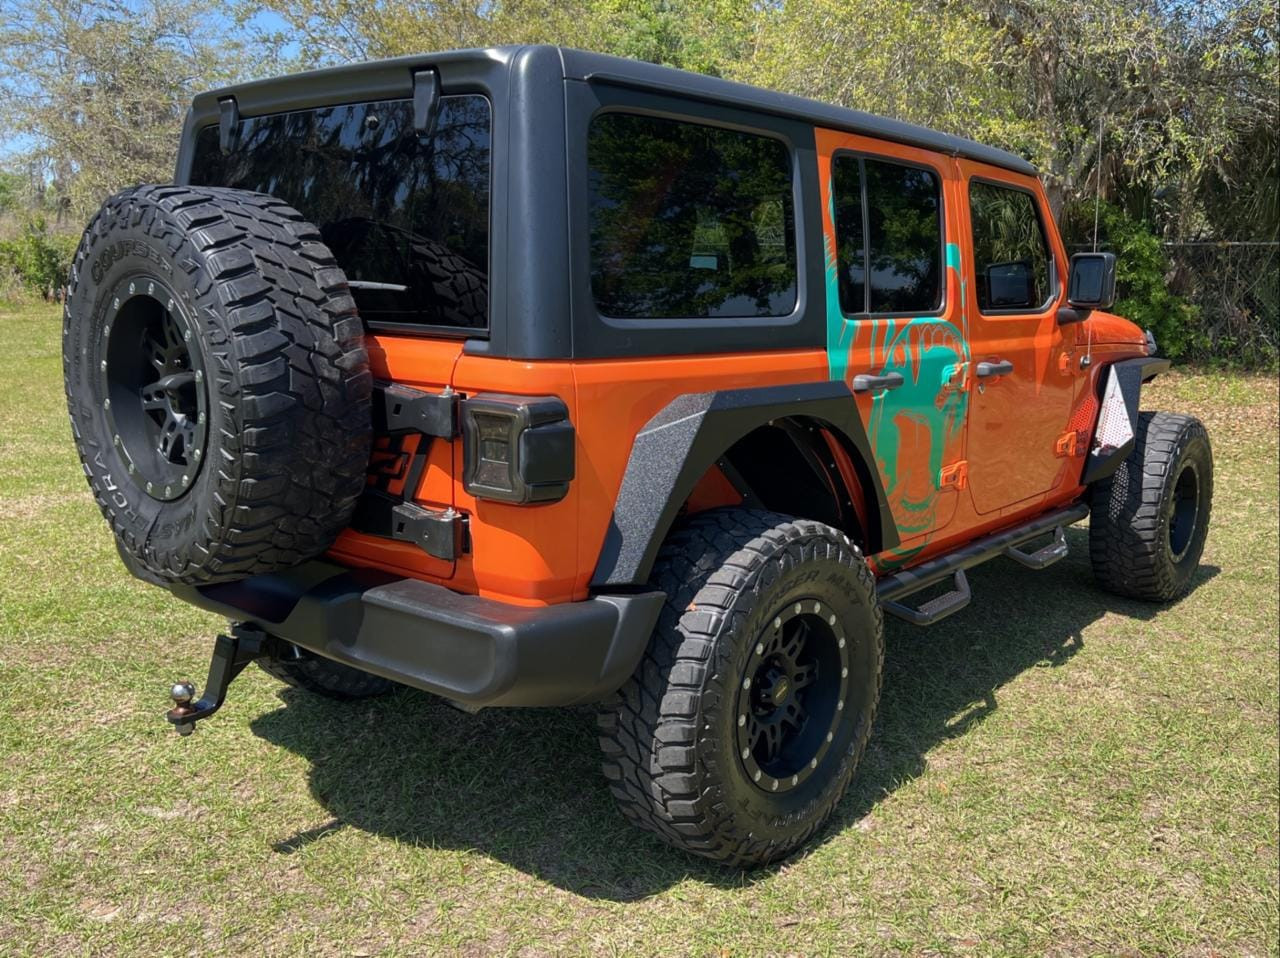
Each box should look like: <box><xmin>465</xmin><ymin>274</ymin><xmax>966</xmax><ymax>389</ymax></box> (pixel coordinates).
<box><xmin>1061</xmin><ymin>202</ymin><xmax>1202</xmax><ymax>361</ymax></box>
<box><xmin>0</xmin><ymin>218</ymin><xmax>80</xmax><ymax>301</ymax></box>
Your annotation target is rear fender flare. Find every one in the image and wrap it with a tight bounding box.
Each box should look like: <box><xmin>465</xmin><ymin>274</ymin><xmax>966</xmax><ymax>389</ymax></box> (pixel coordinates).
<box><xmin>590</xmin><ymin>382</ymin><xmax>899</xmax><ymax>588</ymax></box>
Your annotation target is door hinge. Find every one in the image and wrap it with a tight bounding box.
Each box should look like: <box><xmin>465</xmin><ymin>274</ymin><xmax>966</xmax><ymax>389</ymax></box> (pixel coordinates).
<box><xmin>939</xmin><ymin>460</ymin><xmax>968</xmax><ymax>490</ymax></box>
<box><xmin>1055</xmin><ymin>430</ymin><xmax>1084</xmax><ymax>458</ymax></box>
<box><xmin>373</xmin><ymin>381</ymin><xmax>459</xmax><ymax>438</ymax></box>
<box><xmin>942</xmin><ymin>361</ymin><xmax>969</xmax><ymax>392</ymax></box>
<box><xmin>351</xmin><ymin>492</ymin><xmax>468</xmax><ymax>561</ymax></box>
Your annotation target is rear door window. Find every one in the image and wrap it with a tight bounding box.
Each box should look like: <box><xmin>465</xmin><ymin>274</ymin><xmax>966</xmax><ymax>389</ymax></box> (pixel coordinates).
<box><xmin>832</xmin><ymin>155</ymin><xmax>943</xmax><ymax>315</ymax></box>
<box><xmin>587</xmin><ymin>113</ymin><xmax>797</xmax><ymax>320</ymax></box>
<box><xmin>968</xmin><ymin>180</ymin><xmax>1053</xmax><ymax>313</ymax></box>
<box><xmin>190</xmin><ymin>95</ymin><xmax>490</xmax><ymax>331</ymax></box>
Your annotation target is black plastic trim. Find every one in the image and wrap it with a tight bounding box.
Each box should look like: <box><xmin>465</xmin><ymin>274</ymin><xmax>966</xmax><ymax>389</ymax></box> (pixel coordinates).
<box><xmin>591</xmin><ymin>381</ymin><xmax>898</xmax><ymax>587</ymax></box>
<box><xmin>169</xmin><ymin>563</ymin><xmax>666</xmax><ymax>707</ymax></box>
<box><xmin>1081</xmin><ymin>356</ymin><xmax>1171</xmax><ymax>486</ymax></box>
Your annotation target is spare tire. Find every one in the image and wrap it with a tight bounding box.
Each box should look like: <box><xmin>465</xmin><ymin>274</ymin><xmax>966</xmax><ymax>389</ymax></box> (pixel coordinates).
<box><xmin>63</xmin><ymin>185</ymin><xmax>372</xmax><ymax>585</ymax></box>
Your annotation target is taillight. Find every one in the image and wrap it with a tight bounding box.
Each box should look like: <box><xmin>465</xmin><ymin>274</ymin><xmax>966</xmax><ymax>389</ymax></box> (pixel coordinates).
<box><xmin>461</xmin><ymin>395</ymin><xmax>575</xmax><ymax>503</ymax></box>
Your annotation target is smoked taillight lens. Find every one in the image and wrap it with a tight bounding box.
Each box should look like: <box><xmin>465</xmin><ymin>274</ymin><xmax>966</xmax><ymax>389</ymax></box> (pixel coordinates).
<box><xmin>461</xmin><ymin>395</ymin><xmax>574</xmax><ymax>503</ymax></box>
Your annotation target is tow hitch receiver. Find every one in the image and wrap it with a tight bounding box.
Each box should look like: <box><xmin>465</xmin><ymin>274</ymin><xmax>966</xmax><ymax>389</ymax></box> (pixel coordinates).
<box><xmin>166</xmin><ymin>625</ymin><xmax>268</xmax><ymax>735</ymax></box>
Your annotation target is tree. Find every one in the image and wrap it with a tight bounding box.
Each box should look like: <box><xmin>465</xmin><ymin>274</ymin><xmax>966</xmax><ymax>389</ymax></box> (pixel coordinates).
<box><xmin>0</xmin><ymin>0</ymin><xmax>244</xmax><ymax>221</ymax></box>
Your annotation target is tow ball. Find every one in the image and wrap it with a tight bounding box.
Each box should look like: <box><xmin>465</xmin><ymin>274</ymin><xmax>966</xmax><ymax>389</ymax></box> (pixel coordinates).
<box><xmin>165</xmin><ymin>624</ymin><xmax>269</xmax><ymax>735</ymax></box>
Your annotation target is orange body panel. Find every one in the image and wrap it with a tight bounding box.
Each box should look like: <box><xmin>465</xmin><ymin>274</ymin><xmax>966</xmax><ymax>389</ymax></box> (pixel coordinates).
<box><xmin>329</xmin><ymin>129</ymin><xmax>1148</xmax><ymax>605</ymax></box>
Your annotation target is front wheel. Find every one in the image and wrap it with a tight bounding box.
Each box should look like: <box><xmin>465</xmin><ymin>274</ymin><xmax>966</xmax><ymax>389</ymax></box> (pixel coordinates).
<box><xmin>598</xmin><ymin>509</ymin><xmax>883</xmax><ymax>867</ymax></box>
<box><xmin>1089</xmin><ymin>410</ymin><xmax>1213</xmax><ymax>601</ymax></box>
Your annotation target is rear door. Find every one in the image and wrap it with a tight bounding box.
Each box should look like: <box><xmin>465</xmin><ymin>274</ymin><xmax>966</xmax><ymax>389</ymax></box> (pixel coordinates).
<box><xmin>958</xmin><ymin>164</ymin><xmax>1074</xmax><ymax>513</ymax></box>
<box><xmin>816</xmin><ymin>130</ymin><xmax>969</xmax><ymax>559</ymax></box>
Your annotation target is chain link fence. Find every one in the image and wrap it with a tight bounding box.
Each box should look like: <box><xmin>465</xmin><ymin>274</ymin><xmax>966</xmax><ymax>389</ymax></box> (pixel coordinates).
<box><xmin>1164</xmin><ymin>242</ymin><xmax>1278</xmax><ymax>367</ymax></box>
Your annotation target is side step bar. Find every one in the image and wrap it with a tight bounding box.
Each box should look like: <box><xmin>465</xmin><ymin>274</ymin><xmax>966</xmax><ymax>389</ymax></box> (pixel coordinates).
<box><xmin>877</xmin><ymin>503</ymin><xmax>1089</xmax><ymax>626</ymax></box>
<box><xmin>883</xmin><ymin>570</ymin><xmax>971</xmax><ymax>626</ymax></box>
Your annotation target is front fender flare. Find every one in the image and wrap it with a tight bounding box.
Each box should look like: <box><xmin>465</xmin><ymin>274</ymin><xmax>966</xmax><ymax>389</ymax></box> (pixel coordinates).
<box><xmin>1081</xmin><ymin>356</ymin><xmax>1171</xmax><ymax>486</ymax></box>
<box><xmin>590</xmin><ymin>381</ymin><xmax>898</xmax><ymax>588</ymax></box>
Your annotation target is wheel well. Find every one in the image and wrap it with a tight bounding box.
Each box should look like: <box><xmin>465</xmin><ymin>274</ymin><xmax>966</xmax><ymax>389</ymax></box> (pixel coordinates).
<box><xmin>682</xmin><ymin>418</ymin><xmax>884</xmax><ymax>553</ymax></box>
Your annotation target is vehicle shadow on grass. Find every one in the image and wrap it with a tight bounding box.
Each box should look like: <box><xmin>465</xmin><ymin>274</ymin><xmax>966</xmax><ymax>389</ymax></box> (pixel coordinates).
<box><xmin>250</xmin><ymin>528</ymin><xmax>1219</xmax><ymax>901</ymax></box>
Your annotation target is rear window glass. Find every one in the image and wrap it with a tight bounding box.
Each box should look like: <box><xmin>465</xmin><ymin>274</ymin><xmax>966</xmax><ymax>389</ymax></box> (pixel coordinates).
<box><xmin>190</xmin><ymin>95</ymin><xmax>490</xmax><ymax>331</ymax></box>
<box><xmin>833</xmin><ymin>155</ymin><xmax>942</xmax><ymax>315</ymax></box>
<box><xmin>588</xmin><ymin>113</ymin><xmax>797</xmax><ymax>320</ymax></box>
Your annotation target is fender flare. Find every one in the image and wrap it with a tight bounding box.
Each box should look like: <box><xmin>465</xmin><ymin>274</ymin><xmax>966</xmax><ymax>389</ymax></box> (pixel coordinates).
<box><xmin>590</xmin><ymin>381</ymin><xmax>899</xmax><ymax>588</ymax></box>
<box><xmin>1081</xmin><ymin>356</ymin><xmax>1171</xmax><ymax>486</ymax></box>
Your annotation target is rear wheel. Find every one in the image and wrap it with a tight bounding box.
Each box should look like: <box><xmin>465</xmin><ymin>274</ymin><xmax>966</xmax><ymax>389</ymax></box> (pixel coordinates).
<box><xmin>257</xmin><ymin>644</ymin><xmax>393</xmax><ymax>701</ymax></box>
<box><xmin>1089</xmin><ymin>411</ymin><xmax>1213</xmax><ymax>601</ymax></box>
<box><xmin>598</xmin><ymin>509</ymin><xmax>883</xmax><ymax>867</ymax></box>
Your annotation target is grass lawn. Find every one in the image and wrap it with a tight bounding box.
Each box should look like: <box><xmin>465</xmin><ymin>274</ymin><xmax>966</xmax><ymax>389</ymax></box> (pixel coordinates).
<box><xmin>1</xmin><ymin>301</ymin><xmax>1276</xmax><ymax>957</ymax></box>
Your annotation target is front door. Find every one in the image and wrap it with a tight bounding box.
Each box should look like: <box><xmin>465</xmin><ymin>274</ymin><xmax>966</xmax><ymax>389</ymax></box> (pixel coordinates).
<box><xmin>959</xmin><ymin>166</ymin><xmax>1074</xmax><ymax>514</ymax></box>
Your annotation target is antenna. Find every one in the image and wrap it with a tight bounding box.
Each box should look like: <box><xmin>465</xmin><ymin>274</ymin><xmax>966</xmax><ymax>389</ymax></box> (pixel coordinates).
<box><xmin>1092</xmin><ymin>114</ymin><xmax>1105</xmax><ymax>252</ymax></box>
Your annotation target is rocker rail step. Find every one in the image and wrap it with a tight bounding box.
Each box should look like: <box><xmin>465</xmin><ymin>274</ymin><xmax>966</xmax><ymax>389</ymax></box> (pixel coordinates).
<box><xmin>876</xmin><ymin>503</ymin><xmax>1089</xmax><ymax>626</ymax></box>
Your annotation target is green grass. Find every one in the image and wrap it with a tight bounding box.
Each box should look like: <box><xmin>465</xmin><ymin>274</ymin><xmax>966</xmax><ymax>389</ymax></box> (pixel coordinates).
<box><xmin>2</xmin><ymin>301</ymin><xmax>1277</xmax><ymax>957</ymax></box>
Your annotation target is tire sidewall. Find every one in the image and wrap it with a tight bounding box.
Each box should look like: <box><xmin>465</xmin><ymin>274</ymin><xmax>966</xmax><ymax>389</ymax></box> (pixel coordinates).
<box><xmin>1156</xmin><ymin>424</ymin><xmax>1212</xmax><ymax>589</ymax></box>
<box><xmin>64</xmin><ymin>200</ymin><xmax>228</xmax><ymax>573</ymax></box>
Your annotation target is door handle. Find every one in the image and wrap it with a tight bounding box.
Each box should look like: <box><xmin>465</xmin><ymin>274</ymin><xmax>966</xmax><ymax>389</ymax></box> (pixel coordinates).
<box><xmin>975</xmin><ymin>360</ymin><xmax>1014</xmax><ymax>378</ymax></box>
<box><xmin>852</xmin><ymin>372</ymin><xmax>905</xmax><ymax>393</ymax></box>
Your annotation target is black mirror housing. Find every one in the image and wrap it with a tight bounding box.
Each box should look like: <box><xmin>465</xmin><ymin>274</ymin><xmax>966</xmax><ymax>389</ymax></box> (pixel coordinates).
<box><xmin>1067</xmin><ymin>252</ymin><xmax>1117</xmax><ymax>310</ymax></box>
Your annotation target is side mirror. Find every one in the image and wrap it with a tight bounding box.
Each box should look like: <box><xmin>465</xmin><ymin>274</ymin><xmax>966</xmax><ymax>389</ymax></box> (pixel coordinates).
<box><xmin>1067</xmin><ymin>252</ymin><xmax>1117</xmax><ymax>310</ymax></box>
<box><xmin>984</xmin><ymin>261</ymin><xmax>1035</xmax><ymax>309</ymax></box>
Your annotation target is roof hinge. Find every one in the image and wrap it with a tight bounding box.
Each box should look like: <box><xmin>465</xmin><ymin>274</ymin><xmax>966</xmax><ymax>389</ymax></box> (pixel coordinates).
<box><xmin>217</xmin><ymin>96</ymin><xmax>239</xmax><ymax>155</ymax></box>
<box><xmin>412</xmin><ymin>68</ymin><xmax>441</xmax><ymax>137</ymax></box>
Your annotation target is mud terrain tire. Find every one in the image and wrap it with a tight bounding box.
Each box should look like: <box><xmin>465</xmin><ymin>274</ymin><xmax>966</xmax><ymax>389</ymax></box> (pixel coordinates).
<box><xmin>1089</xmin><ymin>411</ymin><xmax>1213</xmax><ymax>601</ymax></box>
<box><xmin>63</xmin><ymin>185</ymin><xmax>371</xmax><ymax>585</ymax></box>
<box><xmin>598</xmin><ymin>509</ymin><xmax>883</xmax><ymax>867</ymax></box>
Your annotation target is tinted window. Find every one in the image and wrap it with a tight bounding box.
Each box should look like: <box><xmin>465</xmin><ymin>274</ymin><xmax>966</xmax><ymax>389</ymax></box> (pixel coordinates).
<box><xmin>833</xmin><ymin>156</ymin><xmax>942</xmax><ymax>314</ymax></box>
<box><xmin>588</xmin><ymin>113</ymin><xmax>797</xmax><ymax>319</ymax></box>
<box><xmin>833</xmin><ymin>158</ymin><xmax>865</xmax><ymax>314</ymax></box>
<box><xmin>969</xmin><ymin>181</ymin><xmax>1052</xmax><ymax>312</ymax></box>
<box><xmin>190</xmin><ymin>95</ymin><xmax>490</xmax><ymax>330</ymax></box>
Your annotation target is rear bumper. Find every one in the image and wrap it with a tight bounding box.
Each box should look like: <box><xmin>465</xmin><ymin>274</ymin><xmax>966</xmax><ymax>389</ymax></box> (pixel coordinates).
<box><xmin>165</xmin><ymin>562</ymin><xmax>665</xmax><ymax>708</ymax></box>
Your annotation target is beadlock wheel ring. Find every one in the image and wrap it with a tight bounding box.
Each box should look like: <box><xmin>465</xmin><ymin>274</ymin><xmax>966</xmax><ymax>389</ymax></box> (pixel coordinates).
<box><xmin>735</xmin><ymin>598</ymin><xmax>849</xmax><ymax>794</ymax></box>
<box><xmin>98</xmin><ymin>275</ymin><xmax>209</xmax><ymax>501</ymax></box>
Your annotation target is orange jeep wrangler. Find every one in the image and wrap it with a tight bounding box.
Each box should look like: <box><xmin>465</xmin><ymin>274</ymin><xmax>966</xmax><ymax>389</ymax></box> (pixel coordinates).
<box><xmin>63</xmin><ymin>46</ymin><xmax>1213</xmax><ymax>866</ymax></box>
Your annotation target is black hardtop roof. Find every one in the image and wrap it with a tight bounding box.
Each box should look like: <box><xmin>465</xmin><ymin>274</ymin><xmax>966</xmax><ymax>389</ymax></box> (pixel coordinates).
<box><xmin>193</xmin><ymin>44</ymin><xmax>1038</xmax><ymax>177</ymax></box>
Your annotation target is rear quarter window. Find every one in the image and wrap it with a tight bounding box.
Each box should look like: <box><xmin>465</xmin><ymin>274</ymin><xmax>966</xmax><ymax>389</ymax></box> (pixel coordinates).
<box><xmin>587</xmin><ymin>113</ymin><xmax>798</xmax><ymax>320</ymax></box>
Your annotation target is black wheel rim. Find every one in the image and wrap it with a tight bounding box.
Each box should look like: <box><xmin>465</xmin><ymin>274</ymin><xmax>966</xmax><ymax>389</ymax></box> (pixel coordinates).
<box><xmin>99</xmin><ymin>276</ymin><xmax>208</xmax><ymax>501</ymax></box>
<box><xmin>736</xmin><ymin>599</ymin><xmax>849</xmax><ymax>794</ymax></box>
<box><xmin>1167</xmin><ymin>460</ymin><xmax>1200</xmax><ymax>562</ymax></box>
